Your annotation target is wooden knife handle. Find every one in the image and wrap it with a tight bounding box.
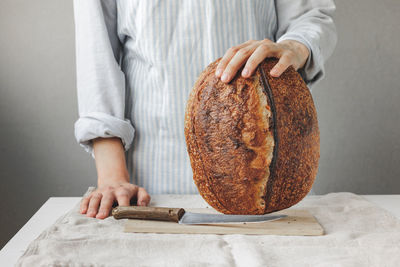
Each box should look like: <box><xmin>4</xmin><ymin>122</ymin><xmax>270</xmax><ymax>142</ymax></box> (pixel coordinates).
<box><xmin>112</xmin><ymin>206</ymin><xmax>185</xmax><ymax>222</ymax></box>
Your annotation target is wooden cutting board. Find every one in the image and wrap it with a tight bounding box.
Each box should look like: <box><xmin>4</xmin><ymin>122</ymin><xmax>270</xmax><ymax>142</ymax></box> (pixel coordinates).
<box><xmin>124</xmin><ymin>208</ymin><xmax>324</xmax><ymax>236</ymax></box>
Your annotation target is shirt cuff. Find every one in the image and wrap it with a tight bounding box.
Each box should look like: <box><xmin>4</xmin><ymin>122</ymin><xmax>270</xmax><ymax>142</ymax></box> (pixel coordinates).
<box><xmin>277</xmin><ymin>32</ymin><xmax>324</xmax><ymax>88</ymax></box>
<box><xmin>74</xmin><ymin>112</ymin><xmax>135</xmax><ymax>158</ymax></box>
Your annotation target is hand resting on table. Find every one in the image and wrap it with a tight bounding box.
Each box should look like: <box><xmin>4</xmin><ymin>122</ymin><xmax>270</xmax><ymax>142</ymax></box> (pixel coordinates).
<box><xmin>80</xmin><ymin>137</ymin><xmax>151</xmax><ymax>219</ymax></box>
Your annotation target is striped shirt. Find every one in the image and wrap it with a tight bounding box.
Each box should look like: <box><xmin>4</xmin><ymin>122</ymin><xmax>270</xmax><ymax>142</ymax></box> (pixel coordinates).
<box><xmin>73</xmin><ymin>0</ymin><xmax>337</xmax><ymax>194</ymax></box>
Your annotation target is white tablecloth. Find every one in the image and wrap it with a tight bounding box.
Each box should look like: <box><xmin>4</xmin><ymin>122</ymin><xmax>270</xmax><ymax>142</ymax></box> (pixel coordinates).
<box><xmin>16</xmin><ymin>187</ymin><xmax>400</xmax><ymax>267</ymax></box>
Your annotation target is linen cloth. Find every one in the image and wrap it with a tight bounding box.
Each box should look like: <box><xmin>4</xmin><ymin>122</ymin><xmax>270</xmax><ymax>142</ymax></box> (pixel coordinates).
<box><xmin>72</xmin><ymin>0</ymin><xmax>337</xmax><ymax>194</ymax></box>
<box><xmin>17</xmin><ymin>188</ymin><xmax>400</xmax><ymax>267</ymax></box>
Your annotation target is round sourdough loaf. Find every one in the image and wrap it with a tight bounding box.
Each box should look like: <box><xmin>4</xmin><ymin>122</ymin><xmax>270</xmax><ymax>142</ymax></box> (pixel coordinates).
<box><xmin>184</xmin><ymin>58</ymin><xmax>320</xmax><ymax>214</ymax></box>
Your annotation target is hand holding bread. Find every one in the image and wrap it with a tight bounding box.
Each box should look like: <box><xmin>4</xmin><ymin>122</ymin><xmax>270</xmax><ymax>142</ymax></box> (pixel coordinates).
<box><xmin>215</xmin><ymin>39</ymin><xmax>309</xmax><ymax>82</ymax></box>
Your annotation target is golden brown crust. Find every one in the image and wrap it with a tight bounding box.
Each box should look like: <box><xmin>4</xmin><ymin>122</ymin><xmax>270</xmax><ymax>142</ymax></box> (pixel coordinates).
<box><xmin>185</xmin><ymin>58</ymin><xmax>274</xmax><ymax>214</ymax></box>
<box><xmin>184</xmin><ymin>60</ymin><xmax>231</xmax><ymax>214</ymax></box>
<box><xmin>260</xmin><ymin>59</ymin><xmax>320</xmax><ymax>213</ymax></box>
<box><xmin>185</xmin><ymin>58</ymin><xmax>320</xmax><ymax>215</ymax></box>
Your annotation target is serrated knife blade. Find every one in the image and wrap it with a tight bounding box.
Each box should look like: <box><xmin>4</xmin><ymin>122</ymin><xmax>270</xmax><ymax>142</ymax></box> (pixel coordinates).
<box><xmin>178</xmin><ymin>212</ymin><xmax>286</xmax><ymax>224</ymax></box>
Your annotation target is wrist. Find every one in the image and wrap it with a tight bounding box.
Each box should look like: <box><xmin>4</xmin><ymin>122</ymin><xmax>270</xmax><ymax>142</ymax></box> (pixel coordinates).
<box><xmin>97</xmin><ymin>174</ymin><xmax>130</xmax><ymax>187</ymax></box>
<box><xmin>93</xmin><ymin>137</ymin><xmax>130</xmax><ymax>187</ymax></box>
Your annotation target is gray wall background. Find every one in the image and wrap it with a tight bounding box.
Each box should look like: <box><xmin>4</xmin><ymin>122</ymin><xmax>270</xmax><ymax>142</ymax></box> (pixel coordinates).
<box><xmin>1</xmin><ymin>0</ymin><xmax>399</xmax><ymax>248</ymax></box>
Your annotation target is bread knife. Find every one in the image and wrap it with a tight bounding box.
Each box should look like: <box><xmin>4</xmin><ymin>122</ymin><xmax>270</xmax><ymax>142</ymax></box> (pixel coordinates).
<box><xmin>112</xmin><ymin>206</ymin><xmax>287</xmax><ymax>224</ymax></box>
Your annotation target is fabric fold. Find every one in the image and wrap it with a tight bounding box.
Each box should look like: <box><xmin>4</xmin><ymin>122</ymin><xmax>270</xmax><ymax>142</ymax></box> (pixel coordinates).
<box><xmin>74</xmin><ymin>112</ymin><xmax>135</xmax><ymax>158</ymax></box>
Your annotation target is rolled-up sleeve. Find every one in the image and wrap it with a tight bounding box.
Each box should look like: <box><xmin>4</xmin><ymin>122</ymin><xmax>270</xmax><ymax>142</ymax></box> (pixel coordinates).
<box><xmin>73</xmin><ymin>0</ymin><xmax>134</xmax><ymax>158</ymax></box>
<box><xmin>275</xmin><ymin>0</ymin><xmax>337</xmax><ymax>87</ymax></box>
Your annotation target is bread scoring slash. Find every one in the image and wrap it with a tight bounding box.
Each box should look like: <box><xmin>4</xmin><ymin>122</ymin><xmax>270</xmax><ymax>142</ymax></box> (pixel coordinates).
<box><xmin>184</xmin><ymin>58</ymin><xmax>320</xmax><ymax>215</ymax></box>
